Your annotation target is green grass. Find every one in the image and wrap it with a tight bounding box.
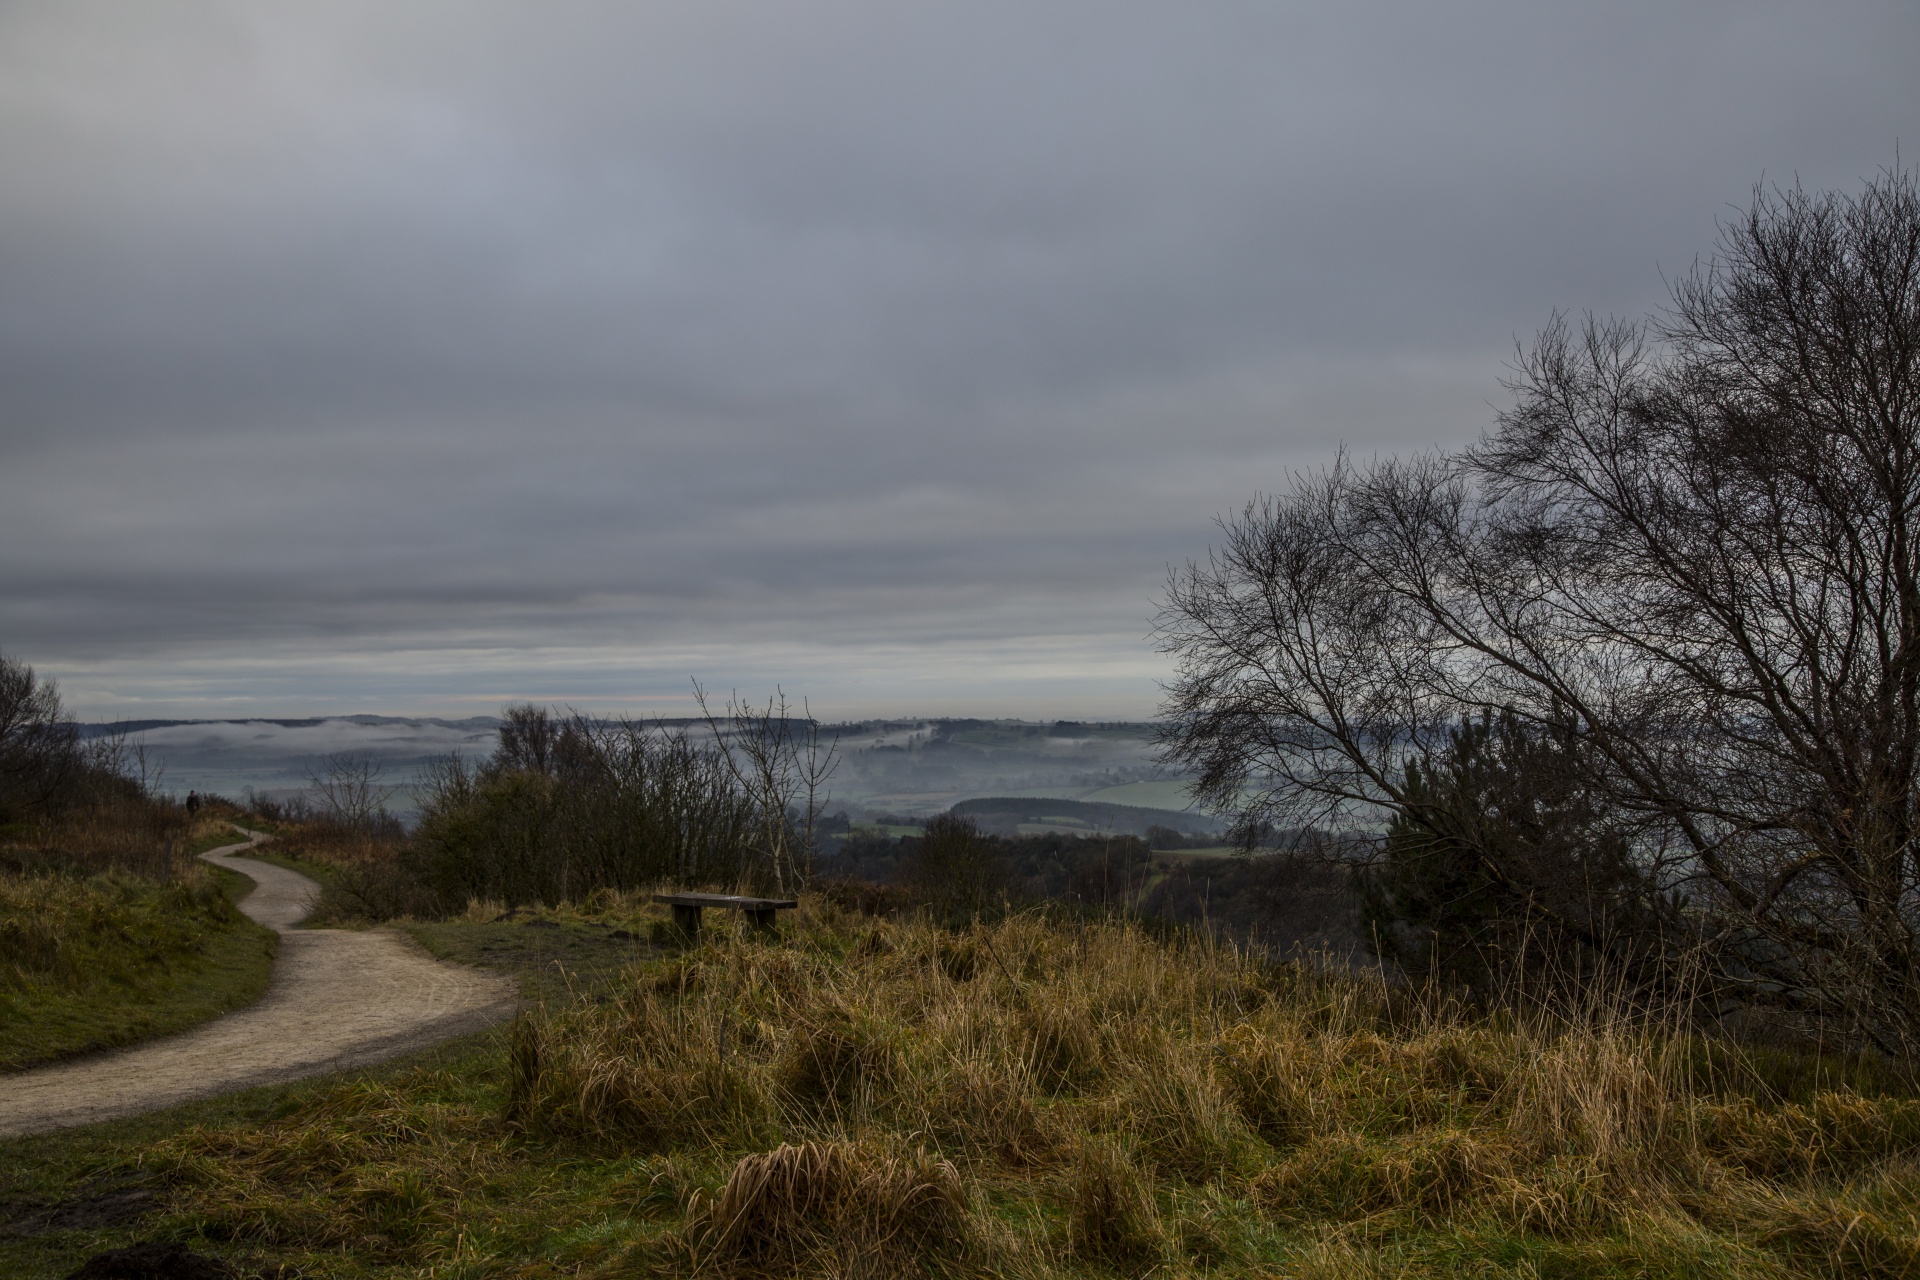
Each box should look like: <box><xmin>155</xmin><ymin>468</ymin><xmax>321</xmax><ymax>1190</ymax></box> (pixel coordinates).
<box><xmin>4</xmin><ymin>900</ymin><xmax>1917</xmax><ymax>1279</ymax></box>
<box><xmin>0</xmin><ymin>1029</ymin><xmax>510</xmax><ymax>1280</ymax></box>
<box><xmin>0</xmin><ymin>864</ymin><xmax>277</xmax><ymax>1073</ymax></box>
<box><xmin>402</xmin><ymin>908</ymin><xmax>663</xmax><ymax>1005</ymax></box>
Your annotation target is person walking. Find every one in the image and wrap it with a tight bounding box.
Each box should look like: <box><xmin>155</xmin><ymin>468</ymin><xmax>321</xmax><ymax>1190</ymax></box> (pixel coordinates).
<box><xmin>185</xmin><ymin>790</ymin><xmax>200</xmax><ymax>819</ymax></box>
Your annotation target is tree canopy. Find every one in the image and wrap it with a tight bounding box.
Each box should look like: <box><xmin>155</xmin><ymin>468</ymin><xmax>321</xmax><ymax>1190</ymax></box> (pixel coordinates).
<box><xmin>1160</xmin><ymin>170</ymin><xmax>1920</xmax><ymax>1049</ymax></box>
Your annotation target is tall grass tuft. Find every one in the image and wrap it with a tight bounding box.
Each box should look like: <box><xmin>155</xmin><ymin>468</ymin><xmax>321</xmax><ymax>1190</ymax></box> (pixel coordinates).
<box><xmin>1062</xmin><ymin>1136</ymin><xmax>1164</xmax><ymax>1269</ymax></box>
<box><xmin>680</xmin><ymin>1140</ymin><xmax>974</xmax><ymax>1278</ymax></box>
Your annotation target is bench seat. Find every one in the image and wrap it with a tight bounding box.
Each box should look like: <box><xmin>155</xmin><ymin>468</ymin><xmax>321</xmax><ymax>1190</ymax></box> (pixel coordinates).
<box><xmin>652</xmin><ymin>892</ymin><xmax>799</xmax><ymax>937</ymax></box>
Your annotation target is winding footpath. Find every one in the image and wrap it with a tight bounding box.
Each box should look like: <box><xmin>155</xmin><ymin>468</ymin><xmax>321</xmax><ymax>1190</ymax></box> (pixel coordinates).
<box><xmin>0</xmin><ymin>830</ymin><xmax>516</xmax><ymax>1137</ymax></box>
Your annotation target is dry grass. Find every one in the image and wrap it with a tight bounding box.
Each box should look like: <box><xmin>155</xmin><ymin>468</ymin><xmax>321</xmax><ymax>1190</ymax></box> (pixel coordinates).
<box><xmin>1062</xmin><ymin>1136</ymin><xmax>1163</xmax><ymax>1268</ymax></box>
<box><xmin>0</xmin><ymin>791</ymin><xmax>239</xmax><ymax>880</ymax></box>
<box><xmin>148</xmin><ymin>1075</ymin><xmax>520</xmax><ymax>1265</ymax></box>
<box><xmin>44</xmin><ymin>898</ymin><xmax>1917</xmax><ymax>1278</ymax></box>
<box><xmin>0</xmin><ymin>864</ymin><xmax>232</xmax><ymax>990</ymax></box>
<box><xmin>498</xmin><ymin>903</ymin><xmax>1920</xmax><ymax>1275</ymax></box>
<box><xmin>0</xmin><ymin>856</ymin><xmax>273</xmax><ymax>1071</ymax></box>
<box><xmin>677</xmin><ymin>1140</ymin><xmax>973</xmax><ymax>1277</ymax></box>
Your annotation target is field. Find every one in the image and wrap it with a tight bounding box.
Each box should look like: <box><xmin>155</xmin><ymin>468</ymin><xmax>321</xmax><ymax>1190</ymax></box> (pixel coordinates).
<box><xmin>5</xmin><ymin>896</ymin><xmax>1917</xmax><ymax>1278</ymax></box>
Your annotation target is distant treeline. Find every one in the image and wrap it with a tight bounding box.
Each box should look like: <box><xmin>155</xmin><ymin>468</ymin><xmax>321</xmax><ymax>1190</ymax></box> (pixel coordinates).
<box><xmin>235</xmin><ymin>700</ymin><xmax>1361</xmax><ymax>954</ymax></box>
<box><xmin>819</xmin><ymin>817</ymin><xmax>1358</xmax><ymax>955</ymax></box>
<box><xmin>947</xmin><ymin>796</ymin><xmax>1222</xmax><ymax>840</ymax></box>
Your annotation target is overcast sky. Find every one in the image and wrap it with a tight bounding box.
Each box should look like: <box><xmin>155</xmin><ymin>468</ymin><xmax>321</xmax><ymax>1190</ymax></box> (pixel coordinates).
<box><xmin>2</xmin><ymin>2</ymin><xmax>1914</xmax><ymax>720</ymax></box>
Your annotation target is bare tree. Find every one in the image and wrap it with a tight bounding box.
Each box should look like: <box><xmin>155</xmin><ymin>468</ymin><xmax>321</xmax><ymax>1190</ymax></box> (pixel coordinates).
<box><xmin>0</xmin><ymin>651</ymin><xmax>82</xmax><ymax>821</ymax></box>
<box><xmin>1160</xmin><ymin>169</ymin><xmax>1920</xmax><ymax>1049</ymax></box>
<box><xmin>496</xmin><ymin>704</ymin><xmax>562</xmax><ymax>776</ymax></box>
<box><xmin>310</xmin><ymin>752</ymin><xmax>399</xmax><ymax>828</ymax></box>
<box><xmin>694</xmin><ymin>682</ymin><xmax>839</xmax><ymax>895</ymax></box>
<box><xmin>110</xmin><ymin>732</ymin><xmax>166</xmax><ymax>800</ymax></box>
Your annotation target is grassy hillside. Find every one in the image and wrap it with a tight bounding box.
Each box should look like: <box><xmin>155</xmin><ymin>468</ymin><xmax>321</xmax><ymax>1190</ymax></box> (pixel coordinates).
<box><xmin>0</xmin><ymin>835</ymin><xmax>276</xmax><ymax>1072</ymax></box>
<box><xmin>6</xmin><ymin>899</ymin><xmax>1917</xmax><ymax>1278</ymax></box>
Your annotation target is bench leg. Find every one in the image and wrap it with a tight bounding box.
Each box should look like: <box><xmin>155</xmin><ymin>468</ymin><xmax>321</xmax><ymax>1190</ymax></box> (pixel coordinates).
<box><xmin>671</xmin><ymin>903</ymin><xmax>702</xmax><ymax>941</ymax></box>
<box><xmin>747</xmin><ymin>908</ymin><xmax>778</xmax><ymax>936</ymax></box>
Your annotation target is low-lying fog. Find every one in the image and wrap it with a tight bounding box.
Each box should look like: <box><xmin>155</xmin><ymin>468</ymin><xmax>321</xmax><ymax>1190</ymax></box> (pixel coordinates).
<box><xmin>79</xmin><ymin>716</ymin><xmax>1199</xmax><ymax>823</ymax></box>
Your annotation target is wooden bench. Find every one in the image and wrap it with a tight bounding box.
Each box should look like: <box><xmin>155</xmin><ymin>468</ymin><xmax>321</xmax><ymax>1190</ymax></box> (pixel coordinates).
<box><xmin>652</xmin><ymin>892</ymin><xmax>799</xmax><ymax>939</ymax></box>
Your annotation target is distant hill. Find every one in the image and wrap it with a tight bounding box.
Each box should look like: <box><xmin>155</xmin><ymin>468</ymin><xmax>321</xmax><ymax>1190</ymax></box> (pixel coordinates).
<box><xmin>60</xmin><ymin>717</ymin><xmax>1182</xmax><ymax>820</ymax></box>
<box><xmin>76</xmin><ymin>716</ymin><xmax>504</xmax><ymax>737</ymax></box>
<box><xmin>950</xmin><ymin>795</ymin><xmax>1222</xmax><ymax>838</ymax></box>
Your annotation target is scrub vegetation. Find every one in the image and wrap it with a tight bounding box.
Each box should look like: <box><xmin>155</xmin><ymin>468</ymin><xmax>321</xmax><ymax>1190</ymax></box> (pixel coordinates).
<box><xmin>5</xmin><ymin>899</ymin><xmax>1918</xmax><ymax>1278</ymax></box>
<box><xmin>253</xmin><ymin>696</ymin><xmax>838</xmax><ymax>923</ymax></box>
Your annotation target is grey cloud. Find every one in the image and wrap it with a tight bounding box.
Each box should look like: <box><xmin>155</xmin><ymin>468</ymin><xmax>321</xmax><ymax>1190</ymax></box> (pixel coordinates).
<box><xmin>1</xmin><ymin>1</ymin><xmax>1915</xmax><ymax>717</ymax></box>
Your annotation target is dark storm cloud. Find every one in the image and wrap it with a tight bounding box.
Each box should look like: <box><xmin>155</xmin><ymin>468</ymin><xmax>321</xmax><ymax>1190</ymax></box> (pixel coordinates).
<box><xmin>1</xmin><ymin>1</ymin><xmax>1915</xmax><ymax>716</ymax></box>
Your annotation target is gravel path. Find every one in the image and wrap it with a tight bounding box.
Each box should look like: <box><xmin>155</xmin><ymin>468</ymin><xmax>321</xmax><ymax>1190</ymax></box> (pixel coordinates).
<box><xmin>0</xmin><ymin>830</ymin><xmax>516</xmax><ymax>1137</ymax></box>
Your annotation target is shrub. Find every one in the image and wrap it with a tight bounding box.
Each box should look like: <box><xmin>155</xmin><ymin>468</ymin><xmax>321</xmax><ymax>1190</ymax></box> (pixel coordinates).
<box><xmin>414</xmin><ymin>711</ymin><xmax>758</xmax><ymax>909</ymax></box>
<box><xmin>1063</xmin><ymin>1137</ymin><xmax>1163</xmax><ymax>1269</ymax></box>
<box><xmin>682</xmin><ymin>1140</ymin><xmax>974</xmax><ymax>1278</ymax></box>
<box><xmin>904</xmin><ymin>814</ymin><xmax>1008</xmax><ymax>922</ymax></box>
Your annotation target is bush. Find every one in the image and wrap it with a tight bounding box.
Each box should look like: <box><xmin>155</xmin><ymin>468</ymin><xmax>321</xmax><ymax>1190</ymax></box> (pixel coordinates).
<box><xmin>264</xmin><ymin>818</ymin><xmax>442</xmax><ymax>922</ymax></box>
<box><xmin>413</xmin><ymin>709</ymin><xmax>761</xmax><ymax>909</ymax></box>
<box><xmin>1358</xmin><ymin>713</ymin><xmax>1672</xmax><ymax>991</ymax></box>
<box><xmin>903</xmin><ymin>814</ymin><xmax>1007</xmax><ymax>921</ymax></box>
